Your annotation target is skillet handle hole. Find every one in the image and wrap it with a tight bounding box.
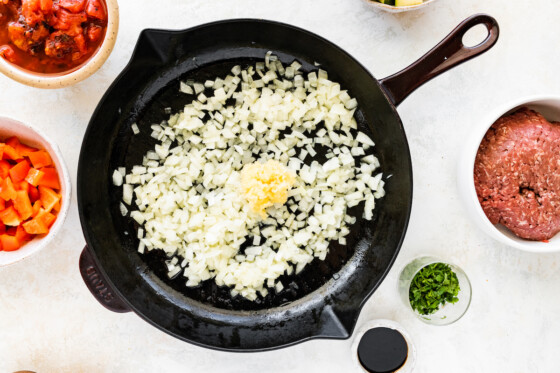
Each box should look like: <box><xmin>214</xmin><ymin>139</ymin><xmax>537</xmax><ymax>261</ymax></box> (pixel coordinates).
<box><xmin>462</xmin><ymin>23</ymin><xmax>490</xmax><ymax>48</ymax></box>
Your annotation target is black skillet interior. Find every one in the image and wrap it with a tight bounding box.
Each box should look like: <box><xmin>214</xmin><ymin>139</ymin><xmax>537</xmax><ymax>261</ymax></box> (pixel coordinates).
<box><xmin>78</xmin><ymin>20</ymin><xmax>412</xmax><ymax>351</ymax></box>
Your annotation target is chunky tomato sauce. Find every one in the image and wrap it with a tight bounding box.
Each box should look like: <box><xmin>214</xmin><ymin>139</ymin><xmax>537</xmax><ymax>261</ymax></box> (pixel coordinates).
<box><xmin>0</xmin><ymin>0</ymin><xmax>107</xmax><ymax>74</ymax></box>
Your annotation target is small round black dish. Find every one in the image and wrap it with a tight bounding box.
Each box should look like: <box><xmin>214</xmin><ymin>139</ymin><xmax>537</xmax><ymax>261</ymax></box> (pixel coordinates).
<box><xmin>352</xmin><ymin>320</ymin><xmax>415</xmax><ymax>372</ymax></box>
<box><xmin>358</xmin><ymin>327</ymin><xmax>408</xmax><ymax>373</ymax></box>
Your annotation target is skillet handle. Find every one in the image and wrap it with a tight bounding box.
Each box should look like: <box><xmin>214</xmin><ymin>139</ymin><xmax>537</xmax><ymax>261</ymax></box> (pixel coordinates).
<box><xmin>379</xmin><ymin>14</ymin><xmax>499</xmax><ymax>107</ymax></box>
<box><xmin>79</xmin><ymin>246</ymin><xmax>131</xmax><ymax>313</ymax></box>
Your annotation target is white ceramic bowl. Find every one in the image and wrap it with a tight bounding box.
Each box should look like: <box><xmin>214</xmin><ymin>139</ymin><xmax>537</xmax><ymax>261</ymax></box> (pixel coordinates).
<box><xmin>361</xmin><ymin>0</ymin><xmax>437</xmax><ymax>13</ymax></box>
<box><xmin>0</xmin><ymin>117</ymin><xmax>71</xmax><ymax>266</ymax></box>
<box><xmin>458</xmin><ymin>96</ymin><xmax>560</xmax><ymax>252</ymax></box>
<box><xmin>0</xmin><ymin>0</ymin><xmax>119</xmax><ymax>89</ymax></box>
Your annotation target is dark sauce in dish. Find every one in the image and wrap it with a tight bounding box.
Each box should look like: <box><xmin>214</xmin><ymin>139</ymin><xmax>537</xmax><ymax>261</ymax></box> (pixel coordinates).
<box><xmin>357</xmin><ymin>327</ymin><xmax>408</xmax><ymax>373</ymax></box>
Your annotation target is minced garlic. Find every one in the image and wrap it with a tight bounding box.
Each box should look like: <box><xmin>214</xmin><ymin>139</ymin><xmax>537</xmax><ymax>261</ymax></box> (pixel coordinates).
<box><xmin>240</xmin><ymin>160</ymin><xmax>296</xmax><ymax>218</ymax></box>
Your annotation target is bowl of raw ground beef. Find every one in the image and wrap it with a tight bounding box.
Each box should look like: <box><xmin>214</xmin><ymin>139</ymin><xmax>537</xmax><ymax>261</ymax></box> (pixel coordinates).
<box><xmin>458</xmin><ymin>96</ymin><xmax>560</xmax><ymax>252</ymax></box>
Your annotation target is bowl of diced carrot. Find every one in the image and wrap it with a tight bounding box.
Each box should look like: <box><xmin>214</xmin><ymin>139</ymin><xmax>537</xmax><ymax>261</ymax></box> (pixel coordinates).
<box><xmin>0</xmin><ymin>117</ymin><xmax>70</xmax><ymax>266</ymax></box>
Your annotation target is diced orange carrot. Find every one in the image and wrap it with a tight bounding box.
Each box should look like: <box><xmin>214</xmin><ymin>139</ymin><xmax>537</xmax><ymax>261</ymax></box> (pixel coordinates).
<box><xmin>39</xmin><ymin>186</ymin><xmax>60</xmax><ymax>212</ymax></box>
<box><xmin>23</xmin><ymin>217</ymin><xmax>48</xmax><ymax>234</ymax></box>
<box><xmin>0</xmin><ymin>160</ymin><xmax>11</xmax><ymax>179</ymax></box>
<box><xmin>25</xmin><ymin>168</ymin><xmax>44</xmax><ymax>186</ymax></box>
<box><xmin>0</xmin><ymin>177</ymin><xmax>17</xmax><ymax>201</ymax></box>
<box><xmin>15</xmin><ymin>181</ymin><xmax>29</xmax><ymax>193</ymax></box>
<box><xmin>31</xmin><ymin>200</ymin><xmax>41</xmax><ymax>217</ymax></box>
<box><xmin>46</xmin><ymin>215</ymin><xmax>56</xmax><ymax>228</ymax></box>
<box><xmin>2</xmin><ymin>145</ymin><xmax>20</xmax><ymax>161</ymax></box>
<box><xmin>15</xmin><ymin>225</ymin><xmax>32</xmax><ymax>243</ymax></box>
<box><xmin>0</xmin><ymin>199</ymin><xmax>5</xmax><ymax>211</ymax></box>
<box><xmin>36</xmin><ymin>167</ymin><xmax>60</xmax><ymax>189</ymax></box>
<box><xmin>28</xmin><ymin>150</ymin><xmax>52</xmax><ymax>168</ymax></box>
<box><xmin>0</xmin><ymin>144</ymin><xmax>4</xmax><ymax>160</ymax></box>
<box><xmin>5</xmin><ymin>136</ymin><xmax>20</xmax><ymax>149</ymax></box>
<box><xmin>36</xmin><ymin>209</ymin><xmax>56</xmax><ymax>228</ymax></box>
<box><xmin>52</xmin><ymin>200</ymin><xmax>61</xmax><ymax>212</ymax></box>
<box><xmin>29</xmin><ymin>186</ymin><xmax>40</xmax><ymax>203</ymax></box>
<box><xmin>0</xmin><ymin>206</ymin><xmax>21</xmax><ymax>226</ymax></box>
<box><xmin>9</xmin><ymin>159</ymin><xmax>30</xmax><ymax>183</ymax></box>
<box><xmin>0</xmin><ymin>234</ymin><xmax>21</xmax><ymax>251</ymax></box>
<box><xmin>14</xmin><ymin>190</ymin><xmax>33</xmax><ymax>220</ymax></box>
<box><xmin>15</xmin><ymin>142</ymin><xmax>38</xmax><ymax>157</ymax></box>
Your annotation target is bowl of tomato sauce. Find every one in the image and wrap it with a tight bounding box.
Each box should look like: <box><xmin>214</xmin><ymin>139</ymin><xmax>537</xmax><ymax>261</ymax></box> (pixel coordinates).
<box><xmin>0</xmin><ymin>116</ymin><xmax>71</xmax><ymax>266</ymax></box>
<box><xmin>0</xmin><ymin>0</ymin><xmax>118</xmax><ymax>88</ymax></box>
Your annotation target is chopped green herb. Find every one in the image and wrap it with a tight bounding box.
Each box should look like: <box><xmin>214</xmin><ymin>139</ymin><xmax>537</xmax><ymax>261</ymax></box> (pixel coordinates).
<box><xmin>409</xmin><ymin>263</ymin><xmax>460</xmax><ymax>316</ymax></box>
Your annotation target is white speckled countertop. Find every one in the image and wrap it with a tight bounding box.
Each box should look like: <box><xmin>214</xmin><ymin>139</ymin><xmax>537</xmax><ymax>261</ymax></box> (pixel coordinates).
<box><xmin>1</xmin><ymin>1</ymin><xmax>559</xmax><ymax>372</ymax></box>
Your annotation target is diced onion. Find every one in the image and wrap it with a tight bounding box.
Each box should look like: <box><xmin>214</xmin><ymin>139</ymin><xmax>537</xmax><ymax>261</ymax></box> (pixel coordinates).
<box><xmin>118</xmin><ymin>52</ymin><xmax>385</xmax><ymax>301</ymax></box>
<box><xmin>119</xmin><ymin>202</ymin><xmax>128</xmax><ymax>216</ymax></box>
<box><xmin>122</xmin><ymin>184</ymin><xmax>133</xmax><ymax>205</ymax></box>
<box><xmin>180</xmin><ymin>81</ymin><xmax>193</xmax><ymax>95</ymax></box>
<box><xmin>112</xmin><ymin>170</ymin><xmax>123</xmax><ymax>186</ymax></box>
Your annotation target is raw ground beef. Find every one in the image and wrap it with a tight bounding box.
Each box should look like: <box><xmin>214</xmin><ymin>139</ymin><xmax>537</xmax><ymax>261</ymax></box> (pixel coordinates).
<box><xmin>474</xmin><ymin>107</ymin><xmax>560</xmax><ymax>241</ymax></box>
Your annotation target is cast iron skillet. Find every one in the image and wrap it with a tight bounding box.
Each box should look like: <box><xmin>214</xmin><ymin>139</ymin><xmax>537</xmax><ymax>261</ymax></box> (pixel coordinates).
<box><xmin>77</xmin><ymin>15</ymin><xmax>498</xmax><ymax>351</ymax></box>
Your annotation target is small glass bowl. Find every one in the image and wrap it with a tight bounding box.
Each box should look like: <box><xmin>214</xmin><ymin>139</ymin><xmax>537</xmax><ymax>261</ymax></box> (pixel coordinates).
<box><xmin>398</xmin><ymin>256</ymin><xmax>472</xmax><ymax>326</ymax></box>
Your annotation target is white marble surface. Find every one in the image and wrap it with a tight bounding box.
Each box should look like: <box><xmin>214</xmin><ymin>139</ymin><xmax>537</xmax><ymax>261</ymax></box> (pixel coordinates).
<box><xmin>1</xmin><ymin>1</ymin><xmax>559</xmax><ymax>372</ymax></box>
